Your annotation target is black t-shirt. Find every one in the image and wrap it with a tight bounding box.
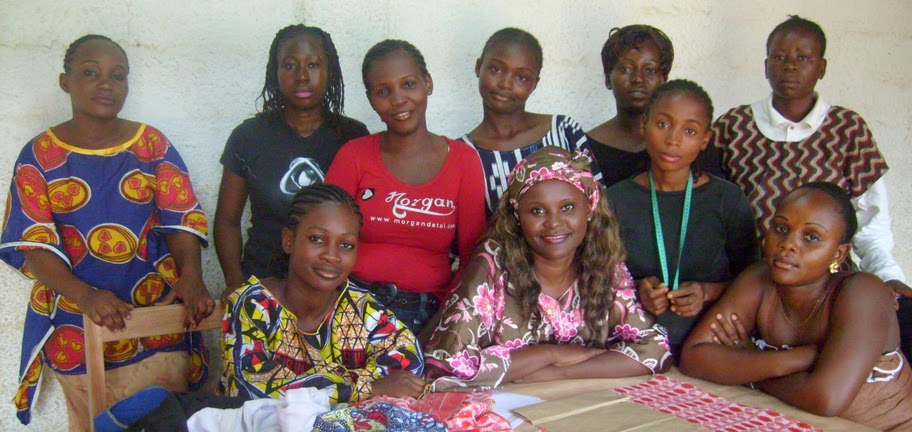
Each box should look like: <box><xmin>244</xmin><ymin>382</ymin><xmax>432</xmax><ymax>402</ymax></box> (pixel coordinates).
<box><xmin>606</xmin><ymin>175</ymin><xmax>759</xmax><ymax>345</ymax></box>
<box><xmin>587</xmin><ymin>136</ymin><xmax>650</xmax><ymax>188</ymax></box>
<box><xmin>220</xmin><ymin>113</ymin><xmax>369</xmax><ymax>278</ymax></box>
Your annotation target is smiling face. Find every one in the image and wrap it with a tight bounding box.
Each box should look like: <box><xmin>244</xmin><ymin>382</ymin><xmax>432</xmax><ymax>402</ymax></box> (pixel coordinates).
<box><xmin>765</xmin><ymin>29</ymin><xmax>827</xmax><ymax>104</ymax></box>
<box><xmin>277</xmin><ymin>34</ymin><xmax>329</xmax><ymax>113</ymax></box>
<box><xmin>764</xmin><ymin>189</ymin><xmax>849</xmax><ymax>287</ymax></box>
<box><xmin>643</xmin><ymin>91</ymin><xmax>711</xmax><ymax>175</ymax></box>
<box><xmin>59</xmin><ymin>39</ymin><xmax>129</xmax><ymax>121</ymax></box>
<box><xmin>609</xmin><ymin>43</ymin><xmax>666</xmax><ymax>114</ymax></box>
<box><xmin>517</xmin><ymin>180</ymin><xmax>591</xmax><ymax>265</ymax></box>
<box><xmin>282</xmin><ymin>203</ymin><xmax>360</xmax><ymax>294</ymax></box>
<box><xmin>475</xmin><ymin>40</ymin><xmax>540</xmax><ymax>115</ymax></box>
<box><xmin>364</xmin><ymin>49</ymin><xmax>432</xmax><ymax>136</ymax></box>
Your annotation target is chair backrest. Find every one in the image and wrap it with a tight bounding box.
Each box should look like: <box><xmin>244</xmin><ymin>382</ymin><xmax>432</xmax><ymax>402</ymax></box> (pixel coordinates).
<box><xmin>83</xmin><ymin>303</ymin><xmax>223</xmax><ymax>431</ymax></box>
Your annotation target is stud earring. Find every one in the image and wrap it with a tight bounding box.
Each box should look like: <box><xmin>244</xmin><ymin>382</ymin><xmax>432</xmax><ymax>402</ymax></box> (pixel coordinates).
<box><xmin>829</xmin><ymin>260</ymin><xmax>839</xmax><ymax>274</ymax></box>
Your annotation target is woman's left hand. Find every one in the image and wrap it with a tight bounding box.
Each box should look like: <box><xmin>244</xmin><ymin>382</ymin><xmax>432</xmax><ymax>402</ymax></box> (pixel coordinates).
<box><xmin>668</xmin><ymin>282</ymin><xmax>706</xmax><ymax>317</ymax></box>
<box><xmin>157</xmin><ymin>276</ymin><xmax>215</xmax><ymax>329</ymax></box>
<box><xmin>709</xmin><ymin>313</ymin><xmax>752</xmax><ymax>350</ymax></box>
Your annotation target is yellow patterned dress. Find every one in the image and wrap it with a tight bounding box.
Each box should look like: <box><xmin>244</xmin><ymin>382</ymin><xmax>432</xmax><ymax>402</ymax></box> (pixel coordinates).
<box><xmin>220</xmin><ymin>277</ymin><xmax>424</xmax><ymax>403</ymax></box>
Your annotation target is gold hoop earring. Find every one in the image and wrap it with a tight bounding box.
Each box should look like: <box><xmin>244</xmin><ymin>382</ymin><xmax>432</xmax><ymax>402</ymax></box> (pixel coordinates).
<box><xmin>829</xmin><ymin>260</ymin><xmax>839</xmax><ymax>274</ymax></box>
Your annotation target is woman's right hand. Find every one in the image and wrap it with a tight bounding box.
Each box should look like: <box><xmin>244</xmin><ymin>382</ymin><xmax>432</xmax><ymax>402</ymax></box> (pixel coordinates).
<box><xmin>78</xmin><ymin>289</ymin><xmax>135</xmax><ymax>332</ymax></box>
<box><xmin>371</xmin><ymin>370</ymin><xmax>426</xmax><ymax>399</ymax></box>
<box><xmin>637</xmin><ymin>276</ymin><xmax>669</xmax><ymax>315</ymax></box>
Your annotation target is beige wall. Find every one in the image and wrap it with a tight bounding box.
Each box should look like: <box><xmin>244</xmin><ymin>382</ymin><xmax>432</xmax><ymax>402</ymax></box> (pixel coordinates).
<box><xmin>0</xmin><ymin>0</ymin><xmax>909</xmax><ymax>429</ymax></box>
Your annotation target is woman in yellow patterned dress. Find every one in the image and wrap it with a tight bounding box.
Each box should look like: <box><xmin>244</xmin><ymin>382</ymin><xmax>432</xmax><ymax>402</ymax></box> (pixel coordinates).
<box><xmin>220</xmin><ymin>184</ymin><xmax>425</xmax><ymax>402</ymax></box>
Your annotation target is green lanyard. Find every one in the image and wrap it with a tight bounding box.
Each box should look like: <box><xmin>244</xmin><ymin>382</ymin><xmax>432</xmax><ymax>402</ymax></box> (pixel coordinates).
<box><xmin>649</xmin><ymin>170</ymin><xmax>692</xmax><ymax>291</ymax></box>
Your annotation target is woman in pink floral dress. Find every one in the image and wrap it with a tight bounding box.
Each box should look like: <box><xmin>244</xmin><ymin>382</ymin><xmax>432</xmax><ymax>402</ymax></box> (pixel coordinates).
<box><xmin>422</xmin><ymin>148</ymin><xmax>671</xmax><ymax>391</ymax></box>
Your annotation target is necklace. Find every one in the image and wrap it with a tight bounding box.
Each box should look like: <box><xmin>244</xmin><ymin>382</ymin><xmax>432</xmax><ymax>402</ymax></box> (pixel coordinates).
<box><xmin>649</xmin><ymin>170</ymin><xmax>693</xmax><ymax>291</ymax></box>
<box><xmin>777</xmin><ymin>287</ymin><xmax>826</xmax><ymax>328</ymax></box>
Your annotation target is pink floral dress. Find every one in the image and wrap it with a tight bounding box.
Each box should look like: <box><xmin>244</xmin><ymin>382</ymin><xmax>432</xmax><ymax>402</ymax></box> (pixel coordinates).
<box><xmin>424</xmin><ymin>239</ymin><xmax>671</xmax><ymax>391</ymax></box>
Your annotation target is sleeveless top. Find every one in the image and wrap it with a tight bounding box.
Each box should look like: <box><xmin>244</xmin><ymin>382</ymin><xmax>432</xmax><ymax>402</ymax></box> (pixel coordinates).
<box><xmin>753</xmin><ymin>272</ymin><xmax>912</xmax><ymax>431</ymax></box>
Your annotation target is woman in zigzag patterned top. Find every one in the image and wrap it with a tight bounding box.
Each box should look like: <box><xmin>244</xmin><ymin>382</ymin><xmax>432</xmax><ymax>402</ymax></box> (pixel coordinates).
<box><xmin>696</xmin><ymin>15</ymin><xmax>912</xmax><ymax>362</ymax></box>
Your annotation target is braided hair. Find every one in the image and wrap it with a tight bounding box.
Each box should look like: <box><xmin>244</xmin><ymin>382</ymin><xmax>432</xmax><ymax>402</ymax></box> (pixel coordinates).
<box><xmin>258</xmin><ymin>25</ymin><xmax>345</xmax><ymax>120</ymax></box>
<box><xmin>791</xmin><ymin>182</ymin><xmax>857</xmax><ymax>243</ymax></box>
<box><xmin>361</xmin><ymin>39</ymin><xmax>428</xmax><ymax>89</ymax></box>
<box><xmin>645</xmin><ymin>79</ymin><xmax>714</xmax><ymax>128</ymax></box>
<box><xmin>63</xmin><ymin>34</ymin><xmax>128</xmax><ymax>73</ymax></box>
<box><xmin>271</xmin><ymin>183</ymin><xmax>362</xmax><ymax>278</ymax></box>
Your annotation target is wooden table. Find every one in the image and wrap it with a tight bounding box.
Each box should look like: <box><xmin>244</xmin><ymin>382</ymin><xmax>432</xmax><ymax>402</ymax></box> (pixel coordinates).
<box><xmin>502</xmin><ymin>367</ymin><xmax>877</xmax><ymax>431</ymax></box>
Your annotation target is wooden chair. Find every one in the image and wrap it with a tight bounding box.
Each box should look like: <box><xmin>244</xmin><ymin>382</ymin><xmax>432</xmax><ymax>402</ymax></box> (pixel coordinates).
<box><xmin>83</xmin><ymin>302</ymin><xmax>223</xmax><ymax>431</ymax></box>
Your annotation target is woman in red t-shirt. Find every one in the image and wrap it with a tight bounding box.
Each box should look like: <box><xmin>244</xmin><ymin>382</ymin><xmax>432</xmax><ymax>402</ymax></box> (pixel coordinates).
<box><xmin>326</xmin><ymin>40</ymin><xmax>487</xmax><ymax>333</ymax></box>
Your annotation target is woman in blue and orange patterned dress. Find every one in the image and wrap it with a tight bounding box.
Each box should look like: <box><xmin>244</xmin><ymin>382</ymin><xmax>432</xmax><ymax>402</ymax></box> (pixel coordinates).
<box><xmin>0</xmin><ymin>35</ymin><xmax>214</xmax><ymax>430</ymax></box>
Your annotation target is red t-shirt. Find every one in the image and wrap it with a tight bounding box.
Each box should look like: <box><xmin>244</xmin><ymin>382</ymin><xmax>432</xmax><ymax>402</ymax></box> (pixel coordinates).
<box><xmin>326</xmin><ymin>134</ymin><xmax>487</xmax><ymax>298</ymax></box>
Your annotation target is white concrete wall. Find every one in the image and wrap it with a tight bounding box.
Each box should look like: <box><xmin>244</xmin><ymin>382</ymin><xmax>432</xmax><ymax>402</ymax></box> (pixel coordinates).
<box><xmin>0</xmin><ymin>0</ymin><xmax>909</xmax><ymax>429</ymax></box>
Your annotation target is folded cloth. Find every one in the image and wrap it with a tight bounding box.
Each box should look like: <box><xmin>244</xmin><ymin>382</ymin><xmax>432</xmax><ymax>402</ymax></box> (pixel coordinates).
<box><xmin>313</xmin><ymin>402</ymin><xmax>447</xmax><ymax>431</ymax></box>
<box><xmin>128</xmin><ymin>392</ymin><xmax>248</xmax><ymax>431</ymax></box>
<box><xmin>94</xmin><ymin>386</ymin><xmax>170</xmax><ymax>432</ymax></box>
<box><xmin>187</xmin><ymin>386</ymin><xmax>333</xmax><ymax>432</ymax></box>
<box><xmin>353</xmin><ymin>392</ymin><xmax>511</xmax><ymax>431</ymax></box>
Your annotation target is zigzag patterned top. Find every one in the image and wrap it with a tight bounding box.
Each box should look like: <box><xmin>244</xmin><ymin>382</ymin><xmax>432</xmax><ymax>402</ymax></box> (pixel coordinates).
<box><xmin>711</xmin><ymin>104</ymin><xmax>888</xmax><ymax>233</ymax></box>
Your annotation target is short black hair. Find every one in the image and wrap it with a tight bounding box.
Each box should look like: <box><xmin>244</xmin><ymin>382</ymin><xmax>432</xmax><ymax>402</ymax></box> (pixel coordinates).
<box><xmin>793</xmin><ymin>182</ymin><xmax>857</xmax><ymax>243</ymax></box>
<box><xmin>480</xmin><ymin>27</ymin><xmax>543</xmax><ymax>73</ymax></box>
<box><xmin>362</xmin><ymin>39</ymin><xmax>428</xmax><ymax>90</ymax></box>
<box><xmin>258</xmin><ymin>24</ymin><xmax>346</xmax><ymax>120</ymax></box>
<box><xmin>766</xmin><ymin>15</ymin><xmax>827</xmax><ymax>58</ymax></box>
<box><xmin>645</xmin><ymin>79</ymin><xmax>714</xmax><ymax>128</ymax></box>
<box><xmin>64</xmin><ymin>34</ymin><xmax>128</xmax><ymax>73</ymax></box>
<box><xmin>601</xmin><ymin>25</ymin><xmax>674</xmax><ymax>78</ymax></box>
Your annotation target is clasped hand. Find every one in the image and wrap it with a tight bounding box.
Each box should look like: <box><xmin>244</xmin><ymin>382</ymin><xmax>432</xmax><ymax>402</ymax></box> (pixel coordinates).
<box><xmin>637</xmin><ymin>277</ymin><xmax>706</xmax><ymax>317</ymax></box>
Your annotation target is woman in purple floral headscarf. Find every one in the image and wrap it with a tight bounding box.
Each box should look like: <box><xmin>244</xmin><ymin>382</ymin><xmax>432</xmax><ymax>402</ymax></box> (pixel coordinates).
<box><xmin>422</xmin><ymin>147</ymin><xmax>671</xmax><ymax>391</ymax></box>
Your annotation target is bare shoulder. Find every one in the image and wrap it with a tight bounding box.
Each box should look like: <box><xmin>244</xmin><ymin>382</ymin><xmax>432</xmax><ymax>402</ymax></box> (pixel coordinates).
<box><xmin>726</xmin><ymin>262</ymin><xmax>771</xmax><ymax>296</ymax></box>
<box><xmin>834</xmin><ymin>272</ymin><xmax>894</xmax><ymax>310</ymax></box>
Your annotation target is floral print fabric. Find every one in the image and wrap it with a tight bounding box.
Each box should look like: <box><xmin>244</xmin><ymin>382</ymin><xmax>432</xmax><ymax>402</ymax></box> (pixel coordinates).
<box><xmin>424</xmin><ymin>239</ymin><xmax>671</xmax><ymax>391</ymax></box>
<box><xmin>220</xmin><ymin>278</ymin><xmax>424</xmax><ymax>403</ymax></box>
<box><xmin>313</xmin><ymin>402</ymin><xmax>447</xmax><ymax>431</ymax></box>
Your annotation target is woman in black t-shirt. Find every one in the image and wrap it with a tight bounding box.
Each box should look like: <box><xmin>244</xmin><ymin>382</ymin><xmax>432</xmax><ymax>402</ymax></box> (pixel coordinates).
<box><xmin>214</xmin><ymin>25</ymin><xmax>368</xmax><ymax>301</ymax></box>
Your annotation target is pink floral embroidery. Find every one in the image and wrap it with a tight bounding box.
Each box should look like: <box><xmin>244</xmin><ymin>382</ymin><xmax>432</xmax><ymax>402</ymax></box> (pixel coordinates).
<box><xmin>449</xmin><ymin>301</ymin><xmax>472</xmax><ymax>324</ymax></box>
<box><xmin>614</xmin><ymin>323</ymin><xmax>643</xmax><ymax>343</ymax></box>
<box><xmin>502</xmin><ymin>338</ymin><xmax>528</xmax><ymax>350</ymax></box>
<box><xmin>616</xmin><ymin>287</ymin><xmax>636</xmax><ymax>301</ymax></box>
<box><xmin>472</xmin><ymin>282</ymin><xmax>502</xmax><ymax>329</ymax></box>
<box><xmin>550</xmin><ymin>161</ymin><xmax>568</xmax><ymax>171</ymax></box>
<box><xmin>550</xmin><ymin>311</ymin><xmax>580</xmax><ymax>341</ymax></box>
<box><xmin>448</xmin><ymin>350</ymin><xmax>481</xmax><ymax>379</ymax></box>
<box><xmin>529</xmin><ymin>167</ymin><xmax>556</xmax><ymax>181</ymax></box>
<box><xmin>483</xmin><ymin>345</ymin><xmax>512</xmax><ymax>360</ymax></box>
<box><xmin>539</xmin><ymin>295</ymin><xmax>560</xmax><ymax>319</ymax></box>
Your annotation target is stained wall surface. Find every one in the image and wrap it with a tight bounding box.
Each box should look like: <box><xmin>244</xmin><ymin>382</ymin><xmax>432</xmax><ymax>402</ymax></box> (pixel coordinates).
<box><xmin>0</xmin><ymin>1</ymin><xmax>910</xmax><ymax>429</ymax></box>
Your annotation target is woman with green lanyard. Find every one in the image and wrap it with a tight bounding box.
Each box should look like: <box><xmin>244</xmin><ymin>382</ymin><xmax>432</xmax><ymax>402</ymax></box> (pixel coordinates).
<box><xmin>606</xmin><ymin>80</ymin><xmax>758</xmax><ymax>358</ymax></box>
